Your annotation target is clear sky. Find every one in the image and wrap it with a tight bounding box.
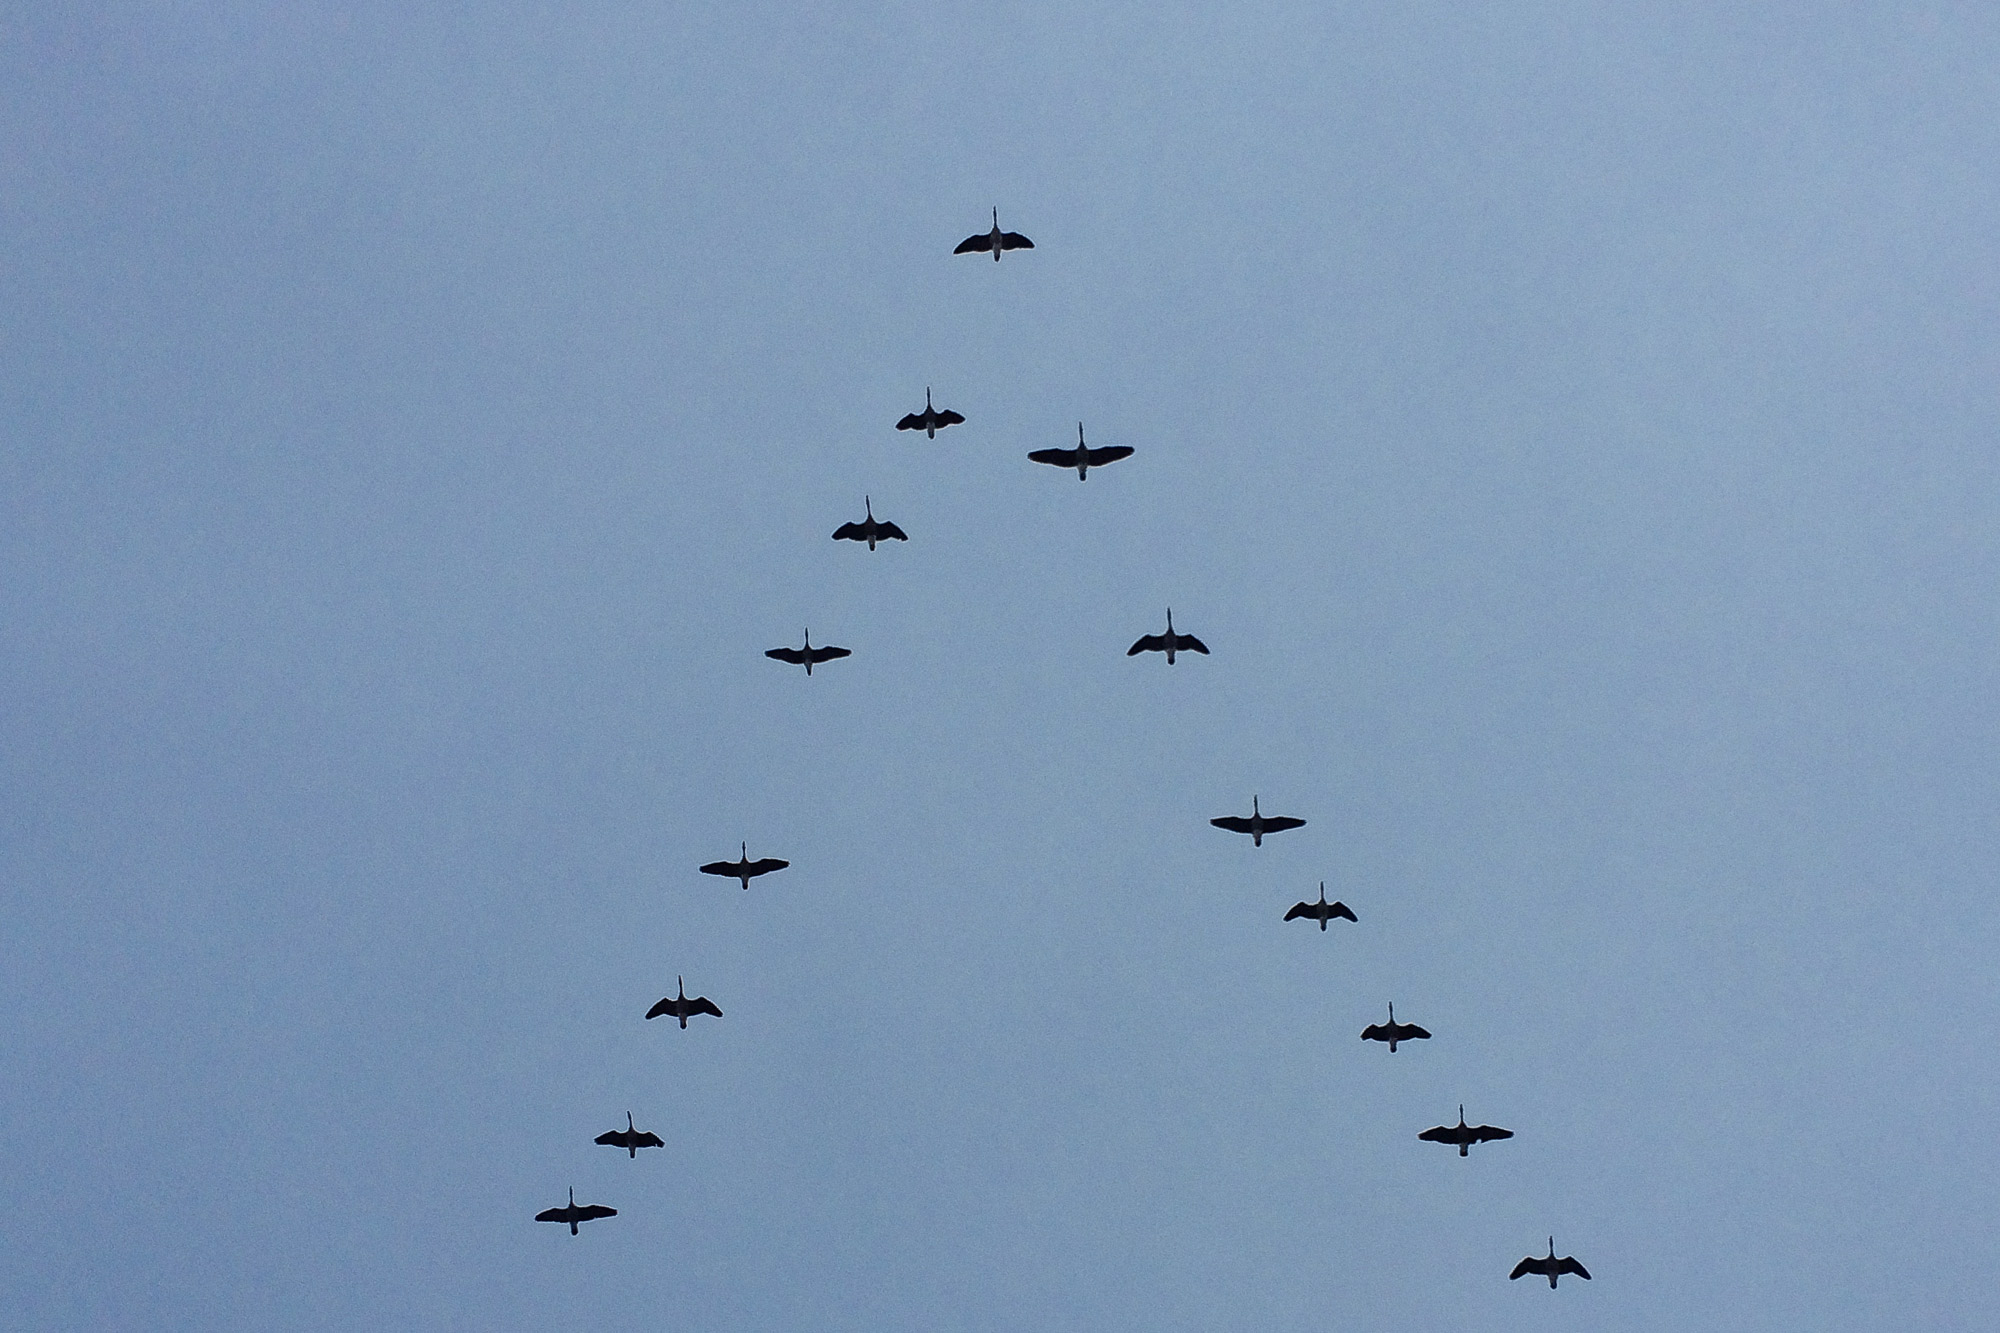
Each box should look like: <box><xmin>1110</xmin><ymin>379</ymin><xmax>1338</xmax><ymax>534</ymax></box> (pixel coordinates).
<box><xmin>4</xmin><ymin>3</ymin><xmax>1998</xmax><ymax>1329</ymax></box>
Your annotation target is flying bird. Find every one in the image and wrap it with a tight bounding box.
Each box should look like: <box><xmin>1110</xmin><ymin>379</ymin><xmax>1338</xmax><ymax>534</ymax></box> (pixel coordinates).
<box><xmin>1126</xmin><ymin>609</ymin><xmax>1208</xmax><ymax>664</ymax></box>
<box><xmin>1028</xmin><ymin>423</ymin><xmax>1133</xmax><ymax>480</ymax></box>
<box><xmin>832</xmin><ymin>497</ymin><xmax>907</xmax><ymax>551</ymax></box>
<box><xmin>953</xmin><ymin>207</ymin><xmax>1034</xmax><ymax>260</ymax></box>
<box><xmin>647</xmin><ymin>976</ymin><xmax>723</xmax><ymax>1029</ymax></box>
<box><xmin>1360</xmin><ymin>1002</ymin><xmax>1431</xmax><ymax>1053</ymax></box>
<box><xmin>1510</xmin><ymin>1238</ymin><xmax>1591</xmax><ymax>1288</ymax></box>
<box><xmin>1209</xmin><ymin>795</ymin><xmax>1306</xmax><ymax>847</ymax></box>
<box><xmin>896</xmin><ymin>387</ymin><xmax>965</xmax><ymax>439</ymax></box>
<box><xmin>1419</xmin><ymin>1106</ymin><xmax>1514</xmax><ymax>1157</ymax></box>
<box><xmin>700</xmin><ymin>842</ymin><xmax>790</xmax><ymax>890</ymax></box>
<box><xmin>595</xmin><ymin>1111</ymin><xmax>665</xmax><ymax>1159</ymax></box>
<box><xmin>765</xmin><ymin>629</ymin><xmax>851</xmax><ymax>676</ymax></box>
<box><xmin>1284</xmin><ymin>882</ymin><xmax>1357</xmax><ymax>931</ymax></box>
<box><xmin>536</xmin><ymin>1186</ymin><xmax>616</xmax><ymax>1235</ymax></box>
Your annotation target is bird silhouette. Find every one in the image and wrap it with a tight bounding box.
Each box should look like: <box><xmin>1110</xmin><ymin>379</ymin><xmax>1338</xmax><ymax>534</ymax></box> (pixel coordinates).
<box><xmin>1126</xmin><ymin>609</ymin><xmax>1209</xmax><ymax>664</ymax></box>
<box><xmin>647</xmin><ymin>976</ymin><xmax>723</xmax><ymax>1029</ymax></box>
<box><xmin>765</xmin><ymin>629</ymin><xmax>851</xmax><ymax>676</ymax></box>
<box><xmin>1510</xmin><ymin>1237</ymin><xmax>1590</xmax><ymax>1288</ymax></box>
<box><xmin>699</xmin><ymin>842</ymin><xmax>790</xmax><ymax>890</ymax></box>
<box><xmin>1028</xmin><ymin>422</ymin><xmax>1133</xmax><ymax>480</ymax></box>
<box><xmin>1209</xmin><ymin>796</ymin><xmax>1306</xmax><ymax>847</ymax></box>
<box><xmin>1419</xmin><ymin>1105</ymin><xmax>1513</xmax><ymax>1156</ymax></box>
<box><xmin>953</xmin><ymin>207</ymin><xmax>1034</xmax><ymax>260</ymax></box>
<box><xmin>896</xmin><ymin>387</ymin><xmax>965</xmax><ymax>438</ymax></box>
<box><xmin>595</xmin><ymin>1111</ymin><xmax>666</xmax><ymax>1159</ymax></box>
<box><xmin>832</xmin><ymin>497</ymin><xmax>908</xmax><ymax>551</ymax></box>
<box><xmin>1284</xmin><ymin>882</ymin><xmax>1357</xmax><ymax>930</ymax></box>
<box><xmin>536</xmin><ymin>1186</ymin><xmax>616</xmax><ymax>1235</ymax></box>
<box><xmin>1360</xmin><ymin>1002</ymin><xmax>1431</xmax><ymax>1052</ymax></box>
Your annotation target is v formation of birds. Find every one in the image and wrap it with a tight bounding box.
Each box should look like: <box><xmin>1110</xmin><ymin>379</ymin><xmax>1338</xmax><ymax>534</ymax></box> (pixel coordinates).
<box><xmin>534</xmin><ymin>211</ymin><xmax>1590</xmax><ymax>1295</ymax></box>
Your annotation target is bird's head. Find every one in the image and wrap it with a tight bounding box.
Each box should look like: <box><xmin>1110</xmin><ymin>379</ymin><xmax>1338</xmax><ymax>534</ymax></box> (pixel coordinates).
<box><xmin>627</xmin><ymin>1111</ymin><xmax>636</xmax><ymax>1132</ymax></box>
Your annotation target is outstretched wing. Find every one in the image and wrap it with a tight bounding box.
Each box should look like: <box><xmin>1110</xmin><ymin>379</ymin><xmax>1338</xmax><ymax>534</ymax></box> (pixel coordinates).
<box><xmin>1178</xmin><ymin>635</ymin><xmax>1210</xmax><ymax>655</ymax></box>
<box><xmin>1400</xmin><ymin>1023</ymin><xmax>1433</xmax><ymax>1040</ymax></box>
<box><xmin>536</xmin><ymin>1206</ymin><xmax>570</xmax><ymax>1223</ymax></box>
<box><xmin>1128</xmin><ymin>634</ymin><xmax>1166</xmax><ymax>656</ymax></box>
<box><xmin>954</xmin><ymin>233</ymin><xmax>994</xmax><ymax>254</ymax></box>
<box><xmin>633</xmin><ymin>1130</ymin><xmax>665</xmax><ymax>1149</ymax></box>
<box><xmin>876</xmin><ymin>521</ymin><xmax>909</xmax><ymax>541</ymax></box>
<box><xmin>832</xmin><ymin>522</ymin><xmax>866</xmax><ymax>541</ymax></box>
<box><xmin>1471</xmin><ymin>1124</ymin><xmax>1513</xmax><ymax>1143</ymax></box>
<box><xmin>1328</xmin><ymin>901</ymin><xmax>1358</xmax><ymax>922</ymax></box>
<box><xmin>594</xmin><ymin>1130</ymin><xmax>628</xmax><ymax>1148</ymax></box>
<box><xmin>807</xmin><ymin>645</ymin><xmax>851</xmax><ymax>664</ymax></box>
<box><xmin>698</xmin><ymin>860</ymin><xmax>742</xmax><ymax>877</ymax></box>
<box><xmin>1417</xmin><ymin>1125</ymin><xmax>1458</xmax><ymax>1144</ymax></box>
<box><xmin>1509</xmin><ymin>1258</ymin><xmax>1541</xmax><ymax>1280</ymax></box>
<box><xmin>765</xmin><ymin>648</ymin><xmax>807</xmax><ymax>664</ymax></box>
<box><xmin>1262</xmin><ymin>815</ymin><xmax>1306</xmax><ymax>833</ymax></box>
<box><xmin>1083</xmin><ymin>445</ymin><xmax>1134</xmax><ymax>467</ymax></box>
<box><xmin>744</xmin><ymin>857</ymin><xmax>789</xmax><ymax>876</ymax></box>
<box><xmin>577</xmin><ymin>1204</ymin><xmax>617</xmax><ymax>1222</ymax></box>
<box><xmin>1211</xmin><ymin>816</ymin><xmax>1254</xmax><ymax>833</ymax></box>
<box><xmin>935</xmin><ymin>408</ymin><xmax>965</xmax><ymax>427</ymax></box>
<box><xmin>692</xmin><ymin>997</ymin><xmax>723</xmax><ymax>1018</ymax></box>
<box><xmin>1027</xmin><ymin>448</ymin><xmax>1077</xmax><ymax>468</ymax></box>
<box><xmin>1284</xmin><ymin>902</ymin><xmax>1314</xmax><ymax>920</ymax></box>
<box><xmin>645</xmin><ymin>997</ymin><xmax>679</xmax><ymax>1020</ymax></box>
<box><xmin>1360</xmin><ymin>1023</ymin><xmax>1390</xmax><ymax>1041</ymax></box>
<box><xmin>1556</xmin><ymin>1258</ymin><xmax>1590</xmax><ymax>1280</ymax></box>
<box><xmin>895</xmin><ymin>412</ymin><xmax>924</xmax><ymax>431</ymax></box>
<box><xmin>998</xmin><ymin>231</ymin><xmax>1034</xmax><ymax>250</ymax></box>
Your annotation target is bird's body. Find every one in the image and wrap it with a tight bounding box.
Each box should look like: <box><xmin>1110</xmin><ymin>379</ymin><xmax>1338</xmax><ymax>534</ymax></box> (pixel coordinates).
<box><xmin>647</xmin><ymin>976</ymin><xmax>723</xmax><ymax>1029</ymax></box>
<box><xmin>1511</xmin><ymin>1238</ymin><xmax>1590</xmax><ymax>1288</ymax></box>
<box><xmin>1029</xmin><ymin>422</ymin><xmax>1132</xmax><ymax>480</ymax></box>
<box><xmin>766</xmin><ymin>629</ymin><xmax>851</xmax><ymax>676</ymax></box>
<box><xmin>832</xmin><ymin>497</ymin><xmax>907</xmax><ymax>551</ymax></box>
<box><xmin>1284</xmin><ymin>882</ymin><xmax>1357</xmax><ymax>931</ymax></box>
<box><xmin>536</xmin><ymin>1186</ymin><xmax>616</xmax><ymax>1235</ymax></box>
<box><xmin>1127</xmin><ymin>608</ymin><xmax>1208</xmax><ymax>664</ymax></box>
<box><xmin>595</xmin><ymin>1111</ymin><xmax>665</xmax><ymax>1159</ymax></box>
<box><xmin>700</xmin><ymin>842</ymin><xmax>789</xmax><ymax>890</ymax></box>
<box><xmin>1210</xmin><ymin>795</ymin><xmax>1306</xmax><ymax>847</ymax></box>
<box><xmin>953</xmin><ymin>207</ymin><xmax>1034</xmax><ymax>260</ymax></box>
<box><xmin>1419</xmin><ymin>1106</ymin><xmax>1513</xmax><ymax>1157</ymax></box>
<box><xmin>1360</xmin><ymin>1002</ymin><xmax>1431</xmax><ymax>1053</ymax></box>
<box><xmin>896</xmin><ymin>387</ymin><xmax>965</xmax><ymax>439</ymax></box>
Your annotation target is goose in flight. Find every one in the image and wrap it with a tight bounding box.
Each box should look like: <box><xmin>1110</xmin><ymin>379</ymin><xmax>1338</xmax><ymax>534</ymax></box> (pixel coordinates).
<box><xmin>1029</xmin><ymin>423</ymin><xmax>1133</xmax><ymax>481</ymax></box>
<box><xmin>1284</xmin><ymin>882</ymin><xmax>1357</xmax><ymax>930</ymax></box>
<box><xmin>1360</xmin><ymin>1002</ymin><xmax>1431</xmax><ymax>1052</ymax></box>
<box><xmin>896</xmin><ymin>387</ymin><xmax>965</xmax><ymax>439</ymax></box>
<box><xmin>700</xmin><ymin>842</ymin><xmax>790</xmax><ymax>890</ymax></box>
<box><xmin>832</xmin><ymin>497</ymin><xmax>907</xmax><ymax>551</ymax></box>
<box><xmin>1209</xmin><ymin>796</ymin><xmax>1305</xmax><ymax>847</ymax></box>
<box><xmin>765</xmin><ymin>630</ymin><xmax>851</xmax><ymax>676</ymax></box>
<box><xmin>953</xmin><ymin>207</ymin><xmax>1034</xmax><ymax>260</ymax></box>
<box><xmin>1419</xmin><ymin>1106</ymin><xmax>1513</xmax><ymax>1156</ymax></box>
<box><xmin>1510</xmin><ymin>1238</ymin><xmax>1590</xmax><ymax>1288</ymax></box>
<box><xmin>536</xmin><ymin>1186</ymin><xmax>616</xmax><ymax>1235</ymax></box>
<box><xmin>595</xmin><ymin>1111</ymin><xmax>666</xmax><ymax>1159</ymax></box>
<box><xmin>1127</xmin><ymin>609</ymin><xmax>1209</xmax><ymax>664</ymax></box>
<box><xmin>647</xmin><ymin>976</ymin><xmax>723</xmax><ymax>1028</ymax></box>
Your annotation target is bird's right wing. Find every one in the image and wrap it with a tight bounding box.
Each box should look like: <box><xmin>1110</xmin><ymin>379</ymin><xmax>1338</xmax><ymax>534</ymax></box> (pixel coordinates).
<box><xmin>832</xmin><ymin>522</ymin><xmax>865</xmax><ymax>541</ymax></box>
<box><xmin>1027</xmin><ymin>449</ymin><xmax>1076</xmax><ymax>468</ymax></box>
<box><xmin>1417</xmin><ymin>1126</ymin><xmax>1455</xmax><ymax>1143</ymax></box>
<box><xmin>594</xmin><ymin>1130</ymin><xmax>624</xmax><ymax>1147</ymax></box>
<box><xmin>765</xmin><ymin>648</ymin><xmax>807</xmax><ymax>664</ymax></box>
<box><xmin>1283</xmin><ymin>902</ymin><xmax>1313</xmax><ymax>920</ymax></box>
<box><xmin>693</xmin><ymin>998</ymin><xmax>723</xmax><ymax>1017</ymax></box>
<box><xmin>954</xmin><ymin>234</ymin><xmax>993</xmax><ymax>254</ymax></box>
<box><xmin>1127</xmin><ymin>634</ymin><xmax>1165</xmax><ymax>656</ymax></box>
<box><xmin>1508</xmin><ymin>1259</ymin><xmax>1538</xmax><ymax>1280</ymax></box>
<box><xmin>895</xmin><ymin>413</ymin><xmax>924</xmax><ymax>431</ymax></box>
<box><xmin>644</xmin><ymin>997</ymin><xmax>676</xmax><ymax>1020</ymax></box>
<box><xmin>698</xmin><ymin>861</ymin><xmax>738</xmax><ymax>877</ymax></box>
<box><xmin>1211</xmin><ymin>816</ymin><xmax>1254</xmax><ymax>833</ymax></box>
<box><xmin>535</xmin><ymin>1208</ymin><xmax>565</xmax><ymax>1223</ymax></box>
<box><xmin>1084</xmin><ymin>445</ymin><xmax>1134</xmax><ymax>466</ymax></box>
<box><xmin>1360</xmin><ymin>1023</ymin><xmax>1389</xmax><ymax>1041</ymax></box>
<box><xmin>1330</xmin><ymin>902</ymin><xmax>1358</xmax><ymax>922</ymax></box>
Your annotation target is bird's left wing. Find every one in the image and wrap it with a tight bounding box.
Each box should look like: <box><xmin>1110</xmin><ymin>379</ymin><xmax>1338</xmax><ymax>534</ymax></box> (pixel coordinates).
<box><xmin>877</xmin><ymin>521</ymin><xmax>909</xmax><ymax>541</ymax></box>
<box><xmin>999</xmin><ymin>232</ymin><xmax>1034</xmax><ymax>250</ymax></box>
<box><xmin>1179</xmin><ymin>635</ymin><xmax>1210</xmax><ymax>654</ymax></box>
<box><xmin>936</xmin><ymin>408</ymin><xmax>965</xmax><ymax>426</ymax></box>
<box><xmin>807</xmin><ymin>645</ymin><xmax>851</xmax><ymax>663</ymax></box>
<box><xmin>1261</xmin><ymin>815</ymin><xmax>1306</xmax><ymax>833</ymax></box>
<box><xmin>1329</xmin><ymin>901</ymin><xmax>1358</xmax><ymax>922</ymax></box>
<box><xmin>693</xmin><ymin>998</ymin><xmax>723</xmax><ymax>1017</ymax></box>
<box><xmin>578</xmin><ymin>1204</ymin><xmax>618</xmax><ymax>1221</ymax></box>
<box><xmin>746</xmin><ymin>858</ymin><xmax>790</xmax><ymax>876</ymax></box>
<box><xmin>1084</xmin><ymin>445</ymin><xmax>1134</xmax><ymax>466</ymax></box>
<box><xmin>1403</xmin><ymin>1023</ymin><xmax>1433</xmax><ymax>1039</ymax></box>
<box><xmin>634</xmin><ymin>1131</ymin><xmax>665</xmax><ymax>1149</ymax></box>
<box><xmin>1557</xmin><ymin>1258</ymin><xmax>1590</xmax><ymax>1280</ymax></box>
<box><xmin>1472</xmin><ymin>1125</ymin><xmax>1513</xmax><ymax>1142</ymax></box>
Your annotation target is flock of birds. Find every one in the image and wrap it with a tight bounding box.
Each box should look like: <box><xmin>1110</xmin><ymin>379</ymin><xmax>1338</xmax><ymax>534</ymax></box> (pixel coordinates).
<box><xmin>534</xmin><ymin>209</ymin><xmax>1592</xmax><ymax>1295</ymax></box>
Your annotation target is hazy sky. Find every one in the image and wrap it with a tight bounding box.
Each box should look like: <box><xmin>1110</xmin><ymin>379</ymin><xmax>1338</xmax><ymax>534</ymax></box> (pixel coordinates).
<box><xmin>5</xmin><ymin>3</ymin><xmax>1999</xmax><ymax>1329</ymax></box>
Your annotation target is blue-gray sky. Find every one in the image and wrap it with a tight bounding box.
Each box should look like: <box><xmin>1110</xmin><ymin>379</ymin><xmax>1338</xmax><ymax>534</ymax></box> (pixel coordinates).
<box><xmin>5</xmin><ymin>3</ymin><xmax>1999</xmax><ymax>1329</ymax></box>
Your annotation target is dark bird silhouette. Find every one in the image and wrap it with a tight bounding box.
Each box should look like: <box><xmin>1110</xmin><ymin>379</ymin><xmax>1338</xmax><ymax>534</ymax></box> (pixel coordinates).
<box><xmin>1284</xmin><ymin>882</ymin><xmax>1357</xmax><ymax>931</ymax></box>
<box><xmin>536</xmin><ymin>1186</ymin><xmax>616</xmax><ymax>1235</ymax></box>
<box><xmin>1028</xmin><ymin>422</ymin><xmax>1133</xmax><ymax>480</ymax></box>
<box><xmin>647</xmin><ymin>976</ymin><xmax>723</xmax><ymax>1028</ymax></box>
<box><xmin>832</xmin><ymin>497</ymin><xmax>907</xmax><ymax>551</ymax></box>
<box><xmin>1419</xmin><ymin>1105</ymin><xmax>1514</xmax><ymax>1157</ymax></box>
<box><xmin>699</xmin><ymin>842</ymin><xmax>790</xmax><ymax>890</ymax></box>
<box><xmin>765</xmin><ymin>629</ymin><xmax>851</xmax><ymax>676</ymax></box>
<box><xmin>595</xmin><ymin>1111</ymin><xmax>666</xmax><ymax>1159</ymax></box>
<box><xmin>953</xmin><ymin>207</ymin><xmax>1034</xmax><ymax>260</ymax></box>
<box><xmin>1511</xmin><ymin>1237</ymin><xmax>1590</xmax><ymax>1288</ymax></box>
<box><xmin>1127</xmin><ymin>608</ymin><xmax>1209</xmax><ymax>664</ymax></box>
<box><xmin>1360</xmin><ymin>1002</ymin><xmax>1431</xmax><ymax>1053</ymax></box>
<box><xmin>1210</xmin><ymin>795</ymin><xmax>1306</xmax><ymax>847</ymax></box>
<box><xmin>896</xmin><ymin>387</ymin><xmax>965</xmax><ymax>438</ymax></box>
